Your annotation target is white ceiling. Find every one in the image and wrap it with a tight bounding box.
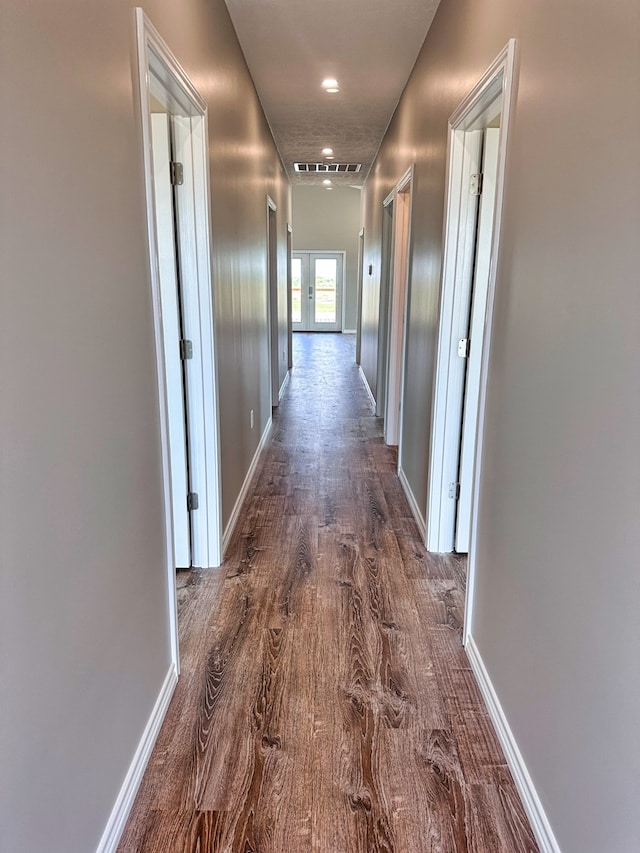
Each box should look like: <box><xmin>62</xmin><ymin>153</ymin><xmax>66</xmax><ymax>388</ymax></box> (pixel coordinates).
<box><xmin>224</xmin><ymin>0</ymin><xmax>442</xmax><ymax>186</ymax></box>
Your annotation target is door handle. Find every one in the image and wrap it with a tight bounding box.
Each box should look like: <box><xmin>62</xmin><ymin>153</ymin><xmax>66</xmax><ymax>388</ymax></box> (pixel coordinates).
<box><xmin>308</xmin><ymin>286</ymin><xmax>313</xmax><ymax>299</ymax></box>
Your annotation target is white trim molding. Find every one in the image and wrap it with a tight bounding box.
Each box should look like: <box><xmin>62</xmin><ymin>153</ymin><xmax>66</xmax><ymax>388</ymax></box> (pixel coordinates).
<box><xmin>278</xmin><ymin>369</ymin><xmax>290</xmax><ymax>401</ymax></box>
<box><xmin>381</xmin><ymin>164</ymin><xmax>415</xmax><ymax>448</ymax></box>
<box><xmin>96</xmin><ymin>665</ymin><xmax>178</xmax><ymax>853</ymax></box>
<box><xmin>355</xmin><ymin>226</ymin><xmax>365</xmax><ymax>365</ymax></box>
<box><xmin>398</xmin><ymin>466</ymin><xmax>427</xmax><ymax>540</ymax></box>
<box><xmin>266</xmin><ymin>195</ymin><xmax>279</xmax><ymax>407</ymax></box>
<box><xmin>466</xmin><ymin>637</ymin><xmax>561</xmax><ymax>853</ymax></box>
<box><xmin>427</xmin><ymin>39</ymin><xmax>517</xmax><ymax>556</ymax></box>
<box><xmin>359</xmin><ymin>365</ymin><xmax>376</xmax><ymax>411</ymax></box>
<box><xmin>391</xmin><ymin>164</ymin><xmax>415</xmax><ymax>459</ymax></box>
<box><xmin>222</xmin><ymin>417</ymin><xmax>273</xmax><ymax>555</ymax></box>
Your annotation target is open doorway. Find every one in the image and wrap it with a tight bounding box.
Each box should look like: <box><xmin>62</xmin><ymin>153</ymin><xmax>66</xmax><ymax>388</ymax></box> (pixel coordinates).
<box><xmin>424</xmin><ymin>40</ymin><xmax>518</xmax><ymax>642</ymax></box>
<box><xmin>136</xmin><ymin>9</ymin><xmax>223</xmax><ymax>669</ymax></box>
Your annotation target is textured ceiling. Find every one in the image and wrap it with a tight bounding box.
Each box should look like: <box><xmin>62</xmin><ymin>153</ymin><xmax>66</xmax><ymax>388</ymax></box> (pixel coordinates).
<box><xmin>224</xmin><ymin>0</ymin><xmax>442</xmax><ymax>186</ymax></box>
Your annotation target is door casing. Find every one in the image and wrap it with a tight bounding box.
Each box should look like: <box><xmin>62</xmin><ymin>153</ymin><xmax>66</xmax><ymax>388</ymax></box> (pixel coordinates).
<box><xmin>266</xmin><ymin>196</ymin><xmax>279</xmax><ymax>406</ymax></box>
<box><xmin>384</xmin><ymin>166</ymin><xmax>414</xmax><ymax>448</ymax></box>
<box><xmin>424</xmin><ymin>39</ymin><xmax>518</xmax><ymax>644</ymax></box>
<box><xmin>136</xmin><ymin>8</ymin><xmax>223</xmax><ymax>670</ymax></box>
<box><xmin>286</xmin><ymin>224</ymin><xmax>293</xmax><ymax>369</ymax></box>
<box><xmin>355</xmin><ymin>228</ymin><xmax>365</xmax><ymax>364</ymax></box>
<box><xmin>377</xmin><ymin>198</ymin><xmax>394</xmax><ymax>418</ymax></box>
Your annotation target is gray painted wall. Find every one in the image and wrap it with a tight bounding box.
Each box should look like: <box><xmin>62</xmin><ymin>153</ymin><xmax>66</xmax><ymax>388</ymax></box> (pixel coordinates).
<box><xmin>360</xmin><ymin>0</ymin><xmax>640</xmax><ymax>850</ymax></box>
<box><xmin>0</xmin><ymin>1</ymin><xmax>289</xmax><ymax>851</ymax></box>
<box><xmin>292</xmin><ymin>185</ymin><xmax>362</xmax><ymax>332</ymax></box>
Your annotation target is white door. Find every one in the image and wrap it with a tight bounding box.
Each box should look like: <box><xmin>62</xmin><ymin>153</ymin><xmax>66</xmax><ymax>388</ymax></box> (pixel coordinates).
<box><xmin>267</xmin><ymin>200</ymin><xmax>279</xmax><ymax>405</ymax></box>
<box><xmin>292</xmin><ymin>252</ymin><xmax>343</xmax><ymax>332</ymax></box>
<box><xmin>150</xmin><ymin>113</ymin><xmax>191</xmax><ymax>568</ymax></box>
<box><xmin>384</xmin><ymin>176</ymin><xmax>412</xmax><ymax>447</ymax></box>
<box><xmin>376</xmin><ymin>199</ymin><xmax>394</xmax><ymax>417</ymax></box>
<box><xmin>455</xmin><ymin>127</ymin><xmax>501</xmax><ymax>552</ymax></box>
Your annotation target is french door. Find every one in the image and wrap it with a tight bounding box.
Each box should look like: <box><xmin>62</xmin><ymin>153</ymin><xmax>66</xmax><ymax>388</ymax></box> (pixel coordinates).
<box><xmin>292</xmin><ymin>252</ymin><xmax>343</xmax><ymax>332</ymax></box>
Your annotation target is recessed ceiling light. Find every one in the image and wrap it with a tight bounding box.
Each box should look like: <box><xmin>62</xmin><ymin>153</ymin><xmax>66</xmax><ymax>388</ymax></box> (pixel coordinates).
<box><xmin>325</xmin><ymin>155</ymin><xmax>335</xmax><ymax>160</ymax></box>
<box><xmin>322</xmin><ymin>78</ymin><xmax>339</xmax><ymax>93</ymax></box>
<box><xmin>322</xmin><ymin>147</ymin><xmax>333</xmax><ymax>155</ymax></box>
<box><xmin>323</xmin><ymin>179</ymin><xmax>332</xmax><ymax>185</ymax></box>
<box><xmin>325</xmin><ymin>186</ymin><xmax>334</xmax><ymax>190</ymax></box>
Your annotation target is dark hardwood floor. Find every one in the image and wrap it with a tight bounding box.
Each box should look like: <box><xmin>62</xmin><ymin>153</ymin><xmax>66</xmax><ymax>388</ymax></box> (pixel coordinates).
<box><xmin>118</xmin><ymin>333</ymin><xmax>537</xmax><ymax>852</ymax></box>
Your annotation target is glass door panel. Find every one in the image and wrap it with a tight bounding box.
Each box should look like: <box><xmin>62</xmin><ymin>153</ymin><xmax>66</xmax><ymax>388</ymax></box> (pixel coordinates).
<box><xmin>309</xmin><ymin>252</ymin><xmax>342</xmax><ymax>332</ymax></box>
<box><xmin>292</xmin><ymin>256</ymin><xmax>302</xmax><ymax>324</ymax></box>
<box><xmin>314</xmin><ymin>258</ymin><xmax>337</xmax><ymax>325</ymax></box>
<box><xmin>292</xmin><ymin>253</ymin><xmax>310</xmax><ymax>331</ymax></box>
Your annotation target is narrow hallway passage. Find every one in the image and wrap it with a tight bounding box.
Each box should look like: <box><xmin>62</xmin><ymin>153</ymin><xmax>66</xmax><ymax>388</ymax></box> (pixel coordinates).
<box><xmin>119</xmin><ymin>333</ymin><xmax>537</xmax><ymax>852</ymax></box>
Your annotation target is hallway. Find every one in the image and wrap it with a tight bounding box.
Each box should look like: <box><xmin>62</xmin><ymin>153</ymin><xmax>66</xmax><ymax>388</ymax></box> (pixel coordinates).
<box><xmin>118</xmin><ymin>333</ymin><xmax>537</xmax><ymax>852</ymax></box>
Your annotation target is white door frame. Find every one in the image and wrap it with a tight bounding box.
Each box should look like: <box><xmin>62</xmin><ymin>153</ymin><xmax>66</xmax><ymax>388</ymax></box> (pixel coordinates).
<box><xmin>355</xmin><ymin>228</ymin><xmax>365</xmax><ymax>363</ymax></box>
<box><xmin>266</xmin><ymin>195</ymin><xmax>279</xmax><ymax>407</ymax></box>
<box><xmin>424</xmin><ymin>39</ymin><xmax>518</xmax><ymax>644</ymax></box>
<box><xmin>135</xmin><ymin>9</ymin><xmax>223</xmax><ymax>668</ymax></box>
<box><xmin>377</xmin><ymin>194</ymin><xmax>395</xmax><ymax>418</ymax></box>
<box><xmin>384</xmin><ymin>165</ymin><xmax>414</xmax><ymax>447</ymax></box>
<box><xmin>286</xmin><ymin>224</ymin><xmax>293</xmax><ymax>369</ymax></box>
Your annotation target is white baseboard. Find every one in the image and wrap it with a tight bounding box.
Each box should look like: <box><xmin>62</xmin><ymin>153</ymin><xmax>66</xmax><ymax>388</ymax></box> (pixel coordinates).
<box><xmin>359</xmin><ymin>365</ymin><xmax>376</xmax><ymax>411</ymax></box>
<box><xmin>278</xmin><ymin>369</ymin><xmax>290</xmax><ymax>401</ymax></box>
<box><xmin>96</xmin><ymin>664</ymin><xmax>178</xmax><ymax>853</ymax></box>
<box><xmin>222</xmin><ymin>416</ymin><xmax>272</xmax><ymax>555</ymax></box>
<box><xmin>465</xmin><ymin>636</ymin><xmax>561</xmax><ymax>853</ymax></box>
<box><xmin>398</xmin><ymin>465</ymin><xmax>427</xmax><ymax>539</ymax></box>
<box><xmin>342</xmin><ymin>328</ymin><xmax>357</xmax><ymax>334</ymax></box>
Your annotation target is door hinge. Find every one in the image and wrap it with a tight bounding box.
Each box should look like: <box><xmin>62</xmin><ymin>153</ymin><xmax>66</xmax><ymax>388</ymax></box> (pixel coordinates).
<box><xmin>449</xmin><ymin>482</ymin><xmax>460</xmax><ymax>500</ymax></box>
<box><xmin>457</xmin><ymin>338</ymin><xmax>470</xmax><ymax>358</ymax></box>
<box><xmin>187</xmin><ymin>492</ymin><xmax>199</xmax><ymax>511</ymax></box>
<box><xmin>470</xmin><ymin>172</ymin><xmax>483</xmax><ymax>196</ymax></box>
<box><xmin>170</xmin><ymin>161</ymin><xmax>184</xmax><ymax>186</ymax></box>
<box><xmin>180</xmin><ymin>339</ymin><xmax>193</xmax><ymax>360</ymax></box>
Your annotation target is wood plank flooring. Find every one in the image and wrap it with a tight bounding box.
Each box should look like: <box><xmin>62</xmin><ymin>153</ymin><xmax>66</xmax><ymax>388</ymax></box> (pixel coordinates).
<box><xmin>118</xmin><ymin>333</ymin><xmax>538</xmax><ymax>853</ymax></box>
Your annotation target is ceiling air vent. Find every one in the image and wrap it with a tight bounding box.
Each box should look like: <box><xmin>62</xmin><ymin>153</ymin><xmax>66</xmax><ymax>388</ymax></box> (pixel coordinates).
<box><xmin>294</xmin><ymin>162</ymin><xmax>362</xmax><ymax>173</ymax></box>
